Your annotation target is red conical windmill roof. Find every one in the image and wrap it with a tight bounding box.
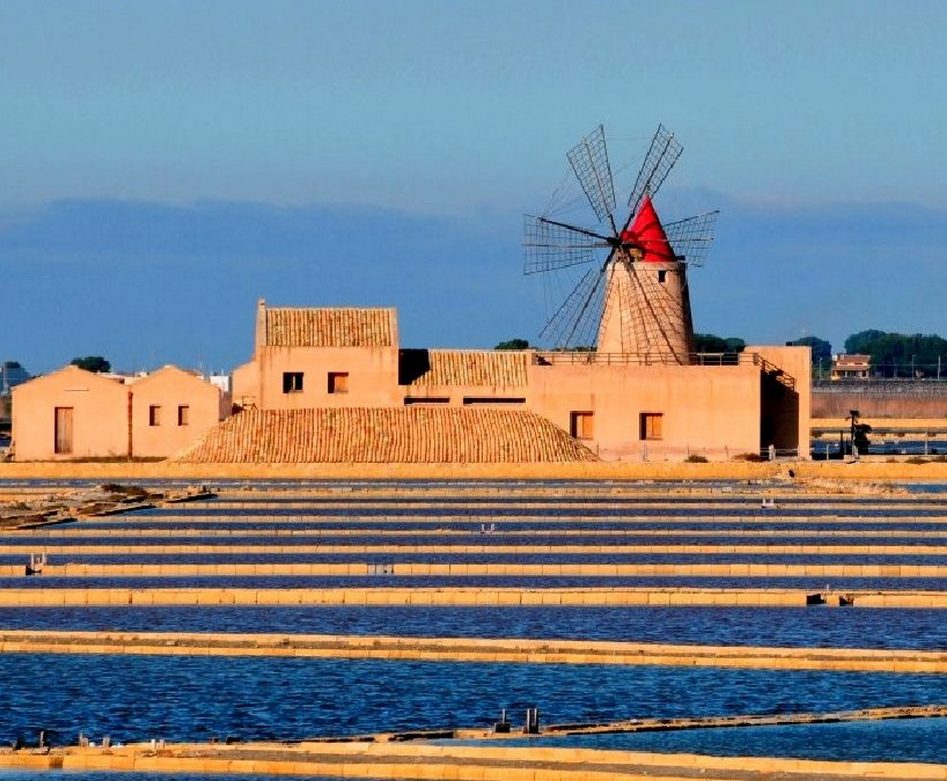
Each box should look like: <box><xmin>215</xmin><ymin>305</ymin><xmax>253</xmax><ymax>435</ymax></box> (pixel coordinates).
<box><xmin>620</xmin><ymin>194</ymin><xmax>676</xmax><ymax>263</ymax></box>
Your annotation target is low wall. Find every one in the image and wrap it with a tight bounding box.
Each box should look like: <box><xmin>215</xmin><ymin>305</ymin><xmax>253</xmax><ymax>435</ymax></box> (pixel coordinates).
<box><xmin>6</xmin><ymin>561</ymin><xmax>947</xmax><ymax>578</ymax></box>
<box><xmin>2</xmin><ymin>739</ymin><xmax>946</xmax><ymax>780</ymax></box>
<box><xmin>3</xmin><ymin>458</ymin><xmax>947</xmax><ymax>481</ymax></box>
<box><xmin>1</xmin><ymin>629</ymin><xmax>944</xmax><ymax>673</ymax></box>
<box><xmin>9</xmin><ymin>543</ymin><xmax>947</xmax><ymax>556</ymax></box>
<box><xmin>0</xmin><ymin>586</ymin><xmax>943</xmax><ymax>608</ymax></box>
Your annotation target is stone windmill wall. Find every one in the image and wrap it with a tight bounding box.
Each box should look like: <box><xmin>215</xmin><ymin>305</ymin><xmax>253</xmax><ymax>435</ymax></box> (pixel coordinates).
<box><xmin>596</xmin><ymin>258</ymin><xmax>694</xmax><ymax>363</ymax></box>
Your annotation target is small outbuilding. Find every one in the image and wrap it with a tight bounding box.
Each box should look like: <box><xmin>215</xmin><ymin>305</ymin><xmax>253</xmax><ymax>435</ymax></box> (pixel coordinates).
<box><xmin>12</xmin><ymin>365</ymin><xmax>129</xmax><ymax>460</ymax></box>
<box><xmin>12</xmin><ymin>364</ymin><xmax>227</xmax><ymax>461</ymax></box>
<box><xmin>129</xmin><ymin>365</ymin><xmax>229</xmax><ymax>459</ymax></box>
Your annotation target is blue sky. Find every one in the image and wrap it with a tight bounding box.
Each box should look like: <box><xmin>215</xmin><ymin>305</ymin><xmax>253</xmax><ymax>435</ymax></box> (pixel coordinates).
<box><xmin>2</xmin><ymin>1</ymin><xmax>946</xmax><ymax>372</ymax></box>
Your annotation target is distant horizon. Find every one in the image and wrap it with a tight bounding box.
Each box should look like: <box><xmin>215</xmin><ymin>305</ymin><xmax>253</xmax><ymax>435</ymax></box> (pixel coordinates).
<box><xmin>4</xmin><ymin>190</ymin><xmax>946</xmax><ymax>376</ymax></box>
<box><xmin>4</xmin><ymin>2</ymin><xmax>945</xmax><ymax>374</ymax></box>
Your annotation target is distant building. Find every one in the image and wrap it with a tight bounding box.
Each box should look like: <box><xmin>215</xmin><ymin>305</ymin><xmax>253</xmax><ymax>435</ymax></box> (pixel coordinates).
<box><xmin>831</xmin><ymin>354</ymin><xmax>871</xmax><ymax>381</ymax></box>
<box><xmin>207</xmin><ymin>374</ymin><xmax>232</xmax><ymax>394</ymax></box>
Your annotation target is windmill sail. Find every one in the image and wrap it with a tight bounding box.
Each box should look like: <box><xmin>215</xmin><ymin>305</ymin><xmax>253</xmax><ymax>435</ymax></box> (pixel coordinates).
<box><xmin>663</xmin><ymin>210</ymin><xmax>720</xmax><ymax>266</ymax></box>
<box><xmin>523</xmin><ymin>124</ymin><xmax>716</xmax><ymax>359</ymax></box>
<box><xmin>627</xmin><ymin>125</ymin><xmax>682</xmax><ymax>220</ymax></box>
<box><xmin>567</xmin><ymin>125</ymin><xmax>617</xmax><ymax>224</ymax></box>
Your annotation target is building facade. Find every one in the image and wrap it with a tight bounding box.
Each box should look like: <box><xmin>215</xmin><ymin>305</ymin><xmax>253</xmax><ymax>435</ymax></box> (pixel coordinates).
<box><xmin>12</xmin><ymin>365</ymin><xmax>227</xmax><ymax>461</ymax></box>
<box><xmin>232</xmin><ymin>300</ymin><xmax>810</xmax><ymax>461</ymax></box>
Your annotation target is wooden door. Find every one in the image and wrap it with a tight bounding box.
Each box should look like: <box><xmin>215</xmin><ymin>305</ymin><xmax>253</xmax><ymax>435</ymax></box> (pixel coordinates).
<box><xmin>54</xmin><ymin>407</ymin><xmax>73</xmax><ymax>454</ymax></box>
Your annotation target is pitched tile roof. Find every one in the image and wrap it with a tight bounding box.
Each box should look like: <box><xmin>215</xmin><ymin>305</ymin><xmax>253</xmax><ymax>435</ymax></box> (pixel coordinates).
<box><xmin>173</xmin><ymin>407</ymin><xmax>597</xmax><ymax>463</ymax></box>
<box><xmin>408</xmin><ymin>350</ymin><xmax>529</xmax><ymax>387</ymax></box>
<box><xmin>264</xmin><ymin>308</ymin><xmax>396</xmax><ymax>348</ymax></box>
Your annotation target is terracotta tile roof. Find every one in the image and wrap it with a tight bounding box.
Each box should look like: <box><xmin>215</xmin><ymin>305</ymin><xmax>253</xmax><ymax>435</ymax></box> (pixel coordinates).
<box><xmin>408</xmin><ymin>350</ymin><xmax>529</xmax><ymax>387</ymax></box>
<box><xmin>265</xmin><ymin>308</ymin><xmax>396</xmax><ymax>348</ymax></box>
<box><xmin>173</xmin><ymin>407</ymin><xmax>597</xmax><ymax>464</ymax></box>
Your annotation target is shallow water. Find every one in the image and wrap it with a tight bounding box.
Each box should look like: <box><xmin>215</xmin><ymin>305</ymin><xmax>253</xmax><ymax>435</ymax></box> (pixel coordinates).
<box><xmin>2</xmin><ymin>605</ymin><xmax>946</xmax><ymax>650</ymax></box>
<box><xmin>3</xmin><ymin>478</ymin><xmax>947</xmax><ymax>766</ymax></box>
<box><xmin>2</xmin><ymin>655</ymin><xmax>945</xmax><ymax>744</ymax></box>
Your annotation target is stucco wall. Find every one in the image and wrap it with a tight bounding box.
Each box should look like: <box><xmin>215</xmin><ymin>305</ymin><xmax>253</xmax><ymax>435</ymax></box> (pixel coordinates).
<box><xmin>526</xmin><ymin>362</ymin><xmax>762</xmax><ymax>460</ymax></box>
<box><xmin>748</xmin><ymin>345</ymin><xmax>811</xmax><ymax>455</ymax></box>
<box><xmin>130</xmin><ymin>367</ymin><xmax>223</xmax><ymax>458</ymax></box>
<box><xmin>231</xmin><ymin>360</ymin><xmax>258</xmax><ymax>408</ymax></box>
<box><xmin>11</xmin><ymin>367</ymin><xmax>129</xmax><ymax>460</ymax></box>
<box><xmin>256</xmin><ymin>346</ymin><xmax>402</xmax><ymax>409</ymax></box>
<box><xmin>12</xmin><ymin>365</ymin><xmax>225</xmax><ymax>461</ymax></box>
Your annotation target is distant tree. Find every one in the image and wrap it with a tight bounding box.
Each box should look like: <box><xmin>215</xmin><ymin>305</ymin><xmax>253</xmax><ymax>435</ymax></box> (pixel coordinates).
<box><xmin>2</xmin><ymin>361</ymin><xmax>21</xmax><ymax>370</ymax></box>
<box><xmin>788</xmin><ymin>336</ymin><xmax>832</xmax><ymax>365</ymax></box>
<box><xmin>71</xmin><ymin>356</ymin><xmax>111</xmax><ymax>373</ymax></box>
<box><xmin>844</xmin><ymin>330</ymin><xmax>886</xmax><ymax>355</ymax></box>
<box><xmin>844</xmin><ymin>330</ymin><xmax>947</xmax><ymax>377</ymax></box>
<box><xmin>494</xmin><ymin>338</ymin><xmax>530</xmax><ymax>350</ymax></box>
<box><xmin>693</xmin><ymin>333</ymin><xmax>745</xmax><ymax>353</ymax></box>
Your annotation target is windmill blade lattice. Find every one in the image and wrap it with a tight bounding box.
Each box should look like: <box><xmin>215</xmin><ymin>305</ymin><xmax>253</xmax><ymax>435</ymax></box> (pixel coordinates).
<box><xmin>663</xmin><ymin>210</ymin><xmax>720</xmax><ymax>267</ymax></box>
<box><xmin>522</xmin><ymin>215</ymin><xmax>607</xmax><ymax>275</ymax></box>
<box><xmin>539</xmin><ymin>263</ymin><xmax>609</xmax><ymax>349</ymax></box>
<box><xmin>627</xmin><ymin>124</ymin><xmax>683</xmax><ymax>218</ymax></box>
<box><xmin>567</xmin><ymin>125</ymin><xmax>617</xmax><ymax>224</ymax></box>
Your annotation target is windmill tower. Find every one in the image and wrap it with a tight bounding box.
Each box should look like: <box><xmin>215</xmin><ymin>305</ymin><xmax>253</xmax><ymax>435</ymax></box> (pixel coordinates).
<box><xmin>523</xmin><ymin>125</ymin><xmax>718</xmax><ymax>364</ymax></box>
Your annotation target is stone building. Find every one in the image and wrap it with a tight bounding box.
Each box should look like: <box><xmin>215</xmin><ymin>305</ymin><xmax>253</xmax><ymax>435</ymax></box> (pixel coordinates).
<box><xmin>221</xmin><ymin>299</ymin><xmax>809</xmax><ymax>462</ymax></box>
<box><xmin>12</xmin><ymin>364</ymin><xmax>227</xmax><ymax>461</ymax></box>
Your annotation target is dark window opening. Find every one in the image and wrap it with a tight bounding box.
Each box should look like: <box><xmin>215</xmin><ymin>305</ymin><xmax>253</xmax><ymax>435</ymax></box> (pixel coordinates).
<box><xmin>404</xmin><ymin>397</ymin><xmax>450</xmax><ymax>405</ymax></box>
<box><xmin>657</xmin><ymin>270</ymin><xmax>667</xmax><ymax>283</ymax></box>
<box><xmin>149</xmin><ymin>405</ymin><xmax>161</xmax><ymax>427</ymax></box>
<box><xmin>177</xmin><ymin>405</ymin><xmax>189</xmax><ymax>426</ymax></box>
<box><xmin>283</xmin><ymin>372</ymin><xmax>304</xmax><ymax>393</ymax></box>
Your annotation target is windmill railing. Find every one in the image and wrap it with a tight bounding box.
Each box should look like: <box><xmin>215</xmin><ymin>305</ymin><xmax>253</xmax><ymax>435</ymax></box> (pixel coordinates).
<box><xmin>531</xmin><ymin>351</ymin><xmax>796</xmax><ymax>390</ymax></box>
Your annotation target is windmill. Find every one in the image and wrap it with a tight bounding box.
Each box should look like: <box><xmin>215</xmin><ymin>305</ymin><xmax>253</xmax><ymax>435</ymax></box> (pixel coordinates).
<box><xmin>523</xmin><ymin>125</ymin><xmax>719</xmax><ymax>364</ymax></box>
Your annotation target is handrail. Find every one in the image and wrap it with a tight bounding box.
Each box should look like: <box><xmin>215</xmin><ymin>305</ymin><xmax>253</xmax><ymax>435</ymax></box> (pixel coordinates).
<box><xmin>531</xmin><ymin>351</ymin><xmax>796</xmax><ymax>390</ymax></box>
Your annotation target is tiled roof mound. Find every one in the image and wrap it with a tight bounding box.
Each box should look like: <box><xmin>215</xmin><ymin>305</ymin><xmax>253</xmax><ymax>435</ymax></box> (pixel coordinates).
<box><xmin>409</xmin><ymin>350</ymin><xmax>529</xmax><ymax>387</ymax></box>
<box><xmin>173</xmin><ymin>407</ymin><xmax>597</xmax><ymax>463</ymax></box>
<box><xmin>265</xmin><ymin>308</ymin><xmax>395</xmax><ymax>348</ymax></box>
